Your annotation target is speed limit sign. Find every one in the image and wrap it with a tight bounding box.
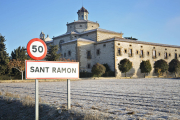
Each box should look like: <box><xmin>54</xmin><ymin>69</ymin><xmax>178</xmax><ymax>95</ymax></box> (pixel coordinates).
<box><xmin>27</xmin><ymin>38</ymin><xmax>47</xmax><ymax>60</ymax></box>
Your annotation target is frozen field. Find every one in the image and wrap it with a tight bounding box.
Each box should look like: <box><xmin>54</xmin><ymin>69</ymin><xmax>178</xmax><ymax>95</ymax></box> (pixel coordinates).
<box><xmin>0</xmin><ymin>78</ymin><xmax>180</xmax><ymax>119</ymax></box>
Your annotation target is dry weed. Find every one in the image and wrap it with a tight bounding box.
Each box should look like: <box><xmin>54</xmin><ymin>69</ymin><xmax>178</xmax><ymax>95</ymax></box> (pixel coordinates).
<box><xmin>84</xmin><ymin>112</ymin><xmax>102</xmax><ymax>120</ymax></box>
<box><xmin>39</xmin><ymin>97</ymin><xmax>42</xmax><ymax>103</ymax></box>
<box><xmin>21</xmin><ymin>95</ymin><xmax>34</xmax><ymax>107</ymax></box>
<box><xmin>126</xmin><ymin>111</ymin><xmax>135</xmax><ymax>115</ymax></box>
<box><xmin>5</xmin><ymin>92</ymin><xmax>14</xmax><ymax>97</ymax></box>
<box><xmin>0</xmin><ymin>91</ymin><xmax>2</xmax><ymax>95</ymax></box>
<box><xmin>91</xmin><ymin>106</ymin><xmax>100</xmax><ymax>111</ymax></box>
<box><xmin>61</xmin><ymin>104</ymin><xmax>66</xmax><ymax>109</ymax></box>
<box><xmin>13</xmin><ymin>94</ymin><xmax>20</xmax><ymax>98</ymax></box>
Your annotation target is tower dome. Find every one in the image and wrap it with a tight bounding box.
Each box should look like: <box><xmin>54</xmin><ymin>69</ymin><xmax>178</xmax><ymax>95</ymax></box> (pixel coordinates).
<box><xmin>77</xmin><ymin>7</ymin><xmax>89</xmax><ymax>20</ymax></box>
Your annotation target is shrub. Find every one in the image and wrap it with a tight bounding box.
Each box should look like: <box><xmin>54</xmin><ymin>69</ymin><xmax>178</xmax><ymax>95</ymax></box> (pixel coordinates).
<box><xmin>91</xmin><ymin>63</ymin><xmax>106</xmax><ymax>77</ymax></box>
<box><xmin>140</xmin><ymin>60</ymin><xmax>152</xmax><ymax>77</ymax></box>
<box><xmin>154</xmin><ymin>59</ymin><xmax>169</xmax><ymax>76</ymax></box>
<box><xmin>102</xmin><ymin>63</ymin><xmax>115</xmax><ymax>77</ymax></box>
<box><xmin>118</xmin><ymin>58</ymin><xmax>132</xmax><ymax>77</ymax></box>
<box><xmin>0</xmin><ymin>75</ymin><xmax>11</xmax><ymax>80</ymax></box>
<box><xmin>103</xmin><ymin>63</ymin><xmax>111</xmax><ymax>72</ymax></box>
<box><xmin>168</xmin><ymin>59</ymin><xmax>180</xmax><ymax>77</ymax></box>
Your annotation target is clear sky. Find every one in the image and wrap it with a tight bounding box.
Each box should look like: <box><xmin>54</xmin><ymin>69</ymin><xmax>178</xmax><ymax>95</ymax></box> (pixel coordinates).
<box><xmin>1</xmin><ymin>0</ymin><xmax>180</xmax><ymax>55</ymax></box>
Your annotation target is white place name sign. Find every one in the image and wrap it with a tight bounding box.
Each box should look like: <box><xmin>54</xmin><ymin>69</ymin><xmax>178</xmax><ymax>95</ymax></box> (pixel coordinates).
<box><xmin>25</xmin><ymin>60</ymin><xmax>79</xmax><ymax>79</ymax></box>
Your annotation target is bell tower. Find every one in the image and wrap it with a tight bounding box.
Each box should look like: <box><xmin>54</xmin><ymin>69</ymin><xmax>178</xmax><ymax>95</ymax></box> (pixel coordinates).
<box><xmin>40</xmin><ymin>31</ymin><xmax>45</xmax><ymax>40</ymax></box>
<box><xmin>77</xmin><ymin>7</ymin><xmax>89</xmax><ymax>20</ymax></box>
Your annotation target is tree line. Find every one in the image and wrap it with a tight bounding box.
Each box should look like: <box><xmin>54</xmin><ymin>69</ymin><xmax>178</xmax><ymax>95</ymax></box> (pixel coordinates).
<box><xmin>86</xmin><ymin>58</ymin><xmax>180</xmax><ymax>77</ymax></box>
<box><xmin>88</xmin><ymin>58</ymin><xmax>180</xmax><ymax>78</ymax></box>
<box><xmin>0</xmin><ymin>35</ymin><xmax>61</xmax><ymax>80</ymax></box>
<box><xmin>118</xmin><ymin>58</ymin><xmax>180</xmax><ymax>78</ymax></box>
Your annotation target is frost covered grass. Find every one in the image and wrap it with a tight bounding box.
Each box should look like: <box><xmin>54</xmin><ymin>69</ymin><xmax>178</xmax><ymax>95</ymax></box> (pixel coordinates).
<box><xmin>0</xmin><ymin>91</ymin><xmax>108</xmax><ymax>120</ymax></box>
<box><xmin>0</xmin><ymin>78</ymin><xmax>179</xmax><ymax>119</ymax></box>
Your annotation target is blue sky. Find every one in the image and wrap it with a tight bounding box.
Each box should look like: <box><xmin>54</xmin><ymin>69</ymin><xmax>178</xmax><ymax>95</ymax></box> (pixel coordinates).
<box><xmin>1</xmin><ymin>0</ymin><xmax>180</xmax><ymax>55</ymax></box>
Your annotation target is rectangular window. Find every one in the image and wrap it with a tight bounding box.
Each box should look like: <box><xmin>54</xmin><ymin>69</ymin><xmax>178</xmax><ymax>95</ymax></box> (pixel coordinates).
<box><xmin>153</xmin><ymin>50</ymin><xmax>156</xmax><ymax>58</ymax></box>
<box><xmin>64</xmin><ymin>53</ymin><xmax>66</xmax><ymax>57</ymax></box>
<box><xmin>175</xmin><ymin>53</ymin><xmax>177</xmax><ymax>59</ymax></box>
<box><xmin>129</xmin><ymin>49</ymin><xmax>132</xmax><ymax>57</ymax></box>
<box><xmin>147</xmin><ymin>51</ymin><xmax>149</xmax><ymax>56</ymax></box>
<box><xmin>87</xmin><ymin>51</ymin><xmax>91</xmax><ymax>59</ymax></box>
<box><xmin>68</xmin><ymin>50</ymin><xmax>71</xmax><ymax>56</ymax></box>
<box><xmin>124</xmin><ymin>49</ymin><xmax>127</xmax><ymax>53</ymax></box>
<box><xmin>87</xmin><ymin>63</ymin><xmax>91</xmax><ymax>69</ymax></box>
<box><xmin>117</xmin><ymin>48</ymin><xmax>121</xmax><ymax>56</ymax></box>
<box><xmin>165</xmin><ymin>52</ymin><xmax>167</xmax><ymax>59</ymax></box>
<box><xmin>96</xmin><ymin>49</ymin><xmax>100</xmax><ymax>55</ymax></box>
<box><xmin>141</xmin><ymin>50</ymin><xmax>143</xmax><ymax>57</ymax></box>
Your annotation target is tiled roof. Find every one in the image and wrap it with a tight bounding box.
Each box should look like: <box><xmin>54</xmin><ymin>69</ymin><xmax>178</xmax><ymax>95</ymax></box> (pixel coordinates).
<box><xmin>115</xmin><ymin>38</ymin><xmax>180</xmax><ymax>48</ymax></box>
<box><xmin>97</xmin><ymin>28</ymin><xmax>123</xmax><ymax>34</ymax></box>
<box><xmin>77</xmin><ymin>7</ymin><xmax>89</xmax><ymax>13</ymax></box>
<box><xmin>67</xmin><ymin>20</ymin><xmax>98</xmax><ymax>25</ymax></box>
<box><xmin>53</xmin><ymin>28</ymin><xmax>123</xmax><ymax>39</ymax></box>
<box><xmin>53</xmin><ymin>31</ymin><xmax>79</xmax><ymax>39</ymax></box>
<box><xmin>96</xmin><ymin>37</ymin><xmax>180</xmax><ymax>48</ymax></box>
<box><xmin>62</xmin><ymin>38</ymin><xmax>95</xmax><ymax>44</ymax></box>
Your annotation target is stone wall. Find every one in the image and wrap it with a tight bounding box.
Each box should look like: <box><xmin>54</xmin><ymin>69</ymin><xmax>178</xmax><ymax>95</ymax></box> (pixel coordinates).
<box><xmin>67</xmin><ymin>22</ymin><xmax>99</xmax><ymax>33</ymax></box>
<box><xmin>61</xmin><ymin>42</ymin><xmax>77</xmax><ymax>61</ymax></box>
<box><xmin>77</xmin><ymin>41</ymin><xmax>95</xmax><ymax>72</ymax></box>
<box><xmin>86</xmin><ymin>22</ymin><xmax>99</xmax><ymax>31</ymax></box>
<box><xmin>94</xmin><ymin>41</ymin><xmax>115</xmax><ymax>71</ymax></box>
<box><xmin>80</xmin><ymin>31</ymin><xmax>97</xmax><ymax>41</ymax></box>
<box><xmin>114</xmin><ymin>41</ymin><xmax>180</xmax><ymax>78</ymax></box>
<box><xmin>67</xmin><ymin>24</ymin><xmax>75</xmax><ymax>33</ymax></box>
<box><xmin>53</xmin><ymin>35</ymin><xmax>71</xmax><ymax>53</ymax></box>
<box><xmin>97</xmin><ymin>31</ymin><xmax>122</xmax><ymax>41</ymax></box>
<box><xmin>74</xmin><ymin>23</ymin><xmax>87</xmax><ymax>33</ymax></box>
<box><xmin>53</xmin><ymin>35</ymin><xmax>71</xmax><ymax>45</ymax></box>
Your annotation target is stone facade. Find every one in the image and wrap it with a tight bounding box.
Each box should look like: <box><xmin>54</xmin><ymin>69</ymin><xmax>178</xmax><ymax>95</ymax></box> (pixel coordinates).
<box><xmin>47</xmin><ymin>7</ymin><xmax>180</xmax><ymax>77</ymax></box>
<box><xmin>114</xmin><ymin>38</ymin><xmax>180</xmax><ymax>77</ymax></box>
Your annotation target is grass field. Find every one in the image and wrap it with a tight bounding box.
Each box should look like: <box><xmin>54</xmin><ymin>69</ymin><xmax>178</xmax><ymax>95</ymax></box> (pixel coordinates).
<box><xmin>0</xmin><ymin>78</ymin><xmax>179</xmax><ymax>119</ymax></box>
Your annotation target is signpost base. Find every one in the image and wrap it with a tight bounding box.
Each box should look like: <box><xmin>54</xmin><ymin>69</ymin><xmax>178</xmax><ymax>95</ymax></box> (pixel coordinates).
<box><xmin>35</xmin><ymin>79</ymin><xmax>39</xmax><ymax>120</ymax></box>
<box><xmin>67</xmin><ymin>79</ymin><xmax>71</xmax><ymax>109</ymax></box>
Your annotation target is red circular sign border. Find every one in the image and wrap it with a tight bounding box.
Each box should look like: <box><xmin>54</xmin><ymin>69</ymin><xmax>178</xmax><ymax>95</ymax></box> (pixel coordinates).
<box><xmin>27</xmin><ymin>38</ymin><xmax>47</xmax><ymax>60</ymax></box>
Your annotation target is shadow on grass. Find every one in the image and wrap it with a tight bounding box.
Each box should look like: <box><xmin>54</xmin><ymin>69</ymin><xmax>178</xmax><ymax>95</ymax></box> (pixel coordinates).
<box><xmin>0</xmin><ymin>96</ymin><xmax>107</xmax><ymax>120</ymax></box>
<box><xmin>0</xmin><ymin>96</ymin><xmax>62</xmax><ymax>120</ymax></box>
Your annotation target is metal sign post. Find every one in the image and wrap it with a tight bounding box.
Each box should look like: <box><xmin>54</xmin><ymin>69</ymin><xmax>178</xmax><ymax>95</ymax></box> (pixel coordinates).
<box><xmin>26</xmin><ymin>38</ymin><xmax>47</xmax><ymax>120</ymax></box>
<box><xmin>67</xmin><ymin>79</ymin><xmax>71</xmax><ymax>109</ymax></box>
<box><xmin>26</xmin><ymin>38</ymin><xmax>79</xmax><ymax>119</ymax></box>
<box><xmin>35</xmin><ymin>79</ymin><xmax>39</xmax><ymax>120</ymax></box>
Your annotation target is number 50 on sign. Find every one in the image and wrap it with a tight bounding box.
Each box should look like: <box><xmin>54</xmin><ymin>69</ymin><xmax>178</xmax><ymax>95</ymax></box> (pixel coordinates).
<box><xmin>27</xmin><ymin>38</ymin><xmax>47</xmax><ymax>60</ymax></box>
